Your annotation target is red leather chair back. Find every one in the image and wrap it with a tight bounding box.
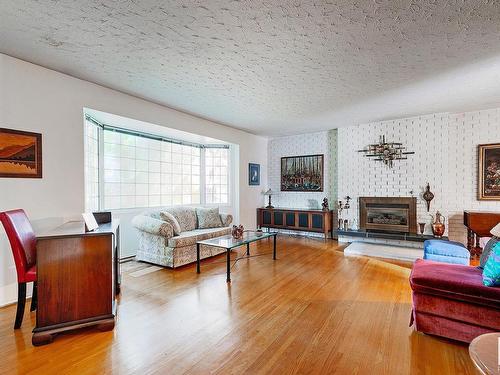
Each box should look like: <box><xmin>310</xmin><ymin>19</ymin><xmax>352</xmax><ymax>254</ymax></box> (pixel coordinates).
<box><xmin>0</xmin><ymin>209</ymin><xmax>36</xmax><ymax>283</ymax></box>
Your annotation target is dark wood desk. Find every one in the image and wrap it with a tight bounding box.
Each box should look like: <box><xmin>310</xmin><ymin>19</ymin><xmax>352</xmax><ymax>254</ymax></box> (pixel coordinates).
<box><xmin>33</xmin><ymin>220</ymin><xmax>120</xmax><ymax>345</ymax></box>
<box><xmin>464</xmin><ymin>211</ymin><xmax>500</xmax><ymax>256</ymax></box>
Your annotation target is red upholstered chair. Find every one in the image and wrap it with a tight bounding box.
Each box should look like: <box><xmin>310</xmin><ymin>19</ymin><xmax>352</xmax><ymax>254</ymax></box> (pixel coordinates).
<box><xmin>410</xmin><ymin>259</ymin><xmax>500</xmax><ymax>343</ymax></box>
<box><xmin>0</xmin><ymin>209</ymin><xmax>37</xmax><ymax>329</ymax></box>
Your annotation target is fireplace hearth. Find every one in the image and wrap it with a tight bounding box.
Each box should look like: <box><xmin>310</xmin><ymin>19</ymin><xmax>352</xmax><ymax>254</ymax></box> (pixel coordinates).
<box><xmin>359</xmin><ymin>197</ymin><xmax>417</xmax><ymax>234</ymax></box>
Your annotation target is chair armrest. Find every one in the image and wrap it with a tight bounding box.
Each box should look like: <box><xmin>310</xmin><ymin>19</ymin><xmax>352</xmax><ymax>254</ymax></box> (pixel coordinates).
<box><xmin>132</xmin><ymin>215</ymin><xmax>174</xmax><ymax>238</ymax></box>
<box><xmin>220</xmin><ymin>213</ymin><xmax>233</xmax><ymax>227</ymax></box>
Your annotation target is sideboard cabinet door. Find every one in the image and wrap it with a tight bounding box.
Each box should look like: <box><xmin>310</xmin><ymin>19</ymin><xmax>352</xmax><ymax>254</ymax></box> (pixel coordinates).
<box><xmin>312</xmin><ymin>214</ymin><xmax>324</xmax><ymax>230</ymax></box>
<box><xmin>262</xmin><ymin>210</ymin><xmax>271</xmax><ymax>225</ymax></box>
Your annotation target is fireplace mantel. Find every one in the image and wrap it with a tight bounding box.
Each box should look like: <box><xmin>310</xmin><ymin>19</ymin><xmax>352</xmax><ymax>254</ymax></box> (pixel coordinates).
<box><xmin>359</xmin><ymin>197</ymin><xmax>417</xmax><ymax>234</ymax></box>
<box><xmin>336</xmin><ymin>228</ymin><xmax>446</xmax><ymax>242</ymax></box>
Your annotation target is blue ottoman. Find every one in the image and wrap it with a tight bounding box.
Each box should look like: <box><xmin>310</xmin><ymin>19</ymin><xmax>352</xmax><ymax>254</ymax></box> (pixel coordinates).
<box><xmin>423</xmin><ymin>240</ymin><xmax>470</xmax><ymax>265</ymax></box>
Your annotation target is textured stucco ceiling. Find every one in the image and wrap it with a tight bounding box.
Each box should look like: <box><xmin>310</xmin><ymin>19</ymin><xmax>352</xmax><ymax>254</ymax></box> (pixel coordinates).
<box><xmin>2</xmin><ymin>1</ymin><xmax>500</xmax><ymax>136</ymax></box>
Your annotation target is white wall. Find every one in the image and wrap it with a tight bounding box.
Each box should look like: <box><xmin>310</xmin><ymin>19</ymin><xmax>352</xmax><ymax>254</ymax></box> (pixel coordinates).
<box><xmin>338</xmin><ymin>110</ymin><xmax>500</xmax><ymax>244</ymax></box>
<box><xmin>0</xmin><ymin>54</ymin><xmax>267</xmax><ymax>306</ymax></box>
<box><xmin>267</xmin><ymin>131</ymin><xmax>336</xmax><ymax>209</ymax></box>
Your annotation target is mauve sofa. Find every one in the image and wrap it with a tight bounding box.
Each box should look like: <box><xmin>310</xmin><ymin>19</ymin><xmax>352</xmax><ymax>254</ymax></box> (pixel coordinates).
<box><xmin>410</xmin><ymin>259</ymin><xmax>500</xmax><ymax>343</ymax></box>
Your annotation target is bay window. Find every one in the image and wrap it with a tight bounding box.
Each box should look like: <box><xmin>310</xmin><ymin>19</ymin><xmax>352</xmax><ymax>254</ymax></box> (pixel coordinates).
<box><xmin>84</xmin><ymin>116</ymin><xmax>230</xmax><ymax>211</ymax></box>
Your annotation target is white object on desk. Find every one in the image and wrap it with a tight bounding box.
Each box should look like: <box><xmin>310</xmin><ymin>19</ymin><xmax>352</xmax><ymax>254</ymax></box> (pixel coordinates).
<box><xmin>82</xmin><ymin>213</ymin><xmax>98</xmax><ymax>232</ymax></box>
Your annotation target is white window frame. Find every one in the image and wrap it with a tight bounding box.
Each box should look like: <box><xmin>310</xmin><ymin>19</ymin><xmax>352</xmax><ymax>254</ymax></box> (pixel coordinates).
<box><xmin>84</xmin><ymin>117</ymin><xmax>232</xmax><ymax>212</ymax></box>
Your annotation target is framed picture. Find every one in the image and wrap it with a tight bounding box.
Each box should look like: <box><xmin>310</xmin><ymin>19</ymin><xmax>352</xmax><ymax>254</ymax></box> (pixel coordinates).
<box><xmin>281</xmin><ymin>154</ymin><xmax>323</xmax><ymax>192</ymax></box>
<box><xmin>478</xmin><ymin>143</ymin><xmax>500</xmax><ymax>200</ymax></box>
<box><xmin>0</xmin><ymin>128</ymin><xmax>42</xmax><ymax>178</ymax></box>
<box><xmin>248</xmin><ymin>163</ymin><xmax>260</xmax><ymax>186</ymax></box>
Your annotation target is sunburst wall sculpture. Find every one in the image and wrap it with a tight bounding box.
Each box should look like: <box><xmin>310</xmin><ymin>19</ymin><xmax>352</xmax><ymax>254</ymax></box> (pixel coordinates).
<box><xmin>357</xmin><ymin>135</ymin><xmax>415</xmax><ymax>168</ymax></box>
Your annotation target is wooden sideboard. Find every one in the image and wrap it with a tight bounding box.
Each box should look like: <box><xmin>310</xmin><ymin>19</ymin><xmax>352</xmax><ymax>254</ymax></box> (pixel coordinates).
<box><xmin>464</xmin><ymin>211</ymin><xmax>500</xmax><ymax>256</ymax></box>
<box><xmin>257</xmin><ymin>208</ymin><xmax>336</xmax><ymax>239</ymax></box>
<box><xmin>33</xmin><ymin>220</ymin><xmax>120</xmax><ymax>345</ymax></box>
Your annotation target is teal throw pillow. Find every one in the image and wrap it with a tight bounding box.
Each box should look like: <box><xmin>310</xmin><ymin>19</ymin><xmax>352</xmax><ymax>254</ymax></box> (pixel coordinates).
<box><xmin>482</xmin><ymin>241</ymin><xmax>500</xmax><ymax>287</ymax></box>
<box><xmin>479</xmin><ymin>237</ymin><xmax>500</xmax><ymax>269</ymax></box>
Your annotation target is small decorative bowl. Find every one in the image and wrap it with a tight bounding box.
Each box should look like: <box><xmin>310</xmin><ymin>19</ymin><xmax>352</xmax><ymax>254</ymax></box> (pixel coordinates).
<box><xmin>231</xmin><ymin>225</ymin><xmax>244</xmax><ymax>239</ymax></box>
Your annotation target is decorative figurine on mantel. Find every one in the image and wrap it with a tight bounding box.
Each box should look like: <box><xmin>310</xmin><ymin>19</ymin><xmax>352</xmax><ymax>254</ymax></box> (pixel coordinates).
<box><xmin>322</xmin><ymin>197</ymin><xmax>329</xmax><ymax>211</ymax></box>
<box><xmin>337</xmin><ymin>196</ymin><xmax>351</xmax><ymax>229</ymax></box>
<box><xmin>345</xmin><ymin>196</ymin><xmax>351</xmax><ymax>209</ymax></box>
<box><xmin>338</xmin><ymin>200</ymin><xmax>344</xmax><ymax>229</ymax></box>
<box><xmin>422</xmin><ymin>183</ymin><xmax>434</xmax><ymax>212</ymax></box>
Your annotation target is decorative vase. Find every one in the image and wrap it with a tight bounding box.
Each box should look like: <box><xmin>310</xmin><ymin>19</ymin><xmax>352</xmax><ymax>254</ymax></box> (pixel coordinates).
<box><xmin>231</xmin><ymin>225</ymin><xmax>244</xmax><ymax>240</ymax></box>
<box><xmin>418</xmin><ymin>222</ymin><xmax>426</xmax><ymax>235</ymax></box>
<box><xmin>430</xmin><ymin>211</ymin><xmax>445</xmax><ymax>238</ymax></box>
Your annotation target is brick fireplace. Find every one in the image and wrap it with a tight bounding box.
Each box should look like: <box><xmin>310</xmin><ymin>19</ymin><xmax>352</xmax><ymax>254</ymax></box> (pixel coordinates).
<box><xmin>359</xmin><ymin>197</ymin><xmax>417</xmax><ymax>234</ymax></box>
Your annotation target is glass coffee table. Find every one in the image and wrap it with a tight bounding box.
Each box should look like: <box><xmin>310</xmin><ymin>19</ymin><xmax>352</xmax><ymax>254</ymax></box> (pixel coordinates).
<box><xmin>196</xmin><ymin>231</ymin><xmax>278</xmax><ymax>282</ymax></box>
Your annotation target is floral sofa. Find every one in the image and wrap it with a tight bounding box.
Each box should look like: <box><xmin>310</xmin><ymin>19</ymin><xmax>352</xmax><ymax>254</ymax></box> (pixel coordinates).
<box><xmin>132</xmin><ymin>206</ymin><xmax>233</xmax><ymax>268</ymax></box>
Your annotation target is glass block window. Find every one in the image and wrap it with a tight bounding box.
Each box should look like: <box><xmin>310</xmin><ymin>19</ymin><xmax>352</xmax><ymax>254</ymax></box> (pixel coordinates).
<box><xmin>84</xmin><ymin>119</ymin><xmax>100</xmax><ymax>212</ymax></box>
<box><xmin>205</xmin><ymin>148</ymin><xmax>229</xmax><ymax>204</ymax></box>
<box><xmin>84</xmin><ymin>116</ymin><xmax>230</xmax><ymax>211</ymax></box>
<box><xmin>100</xmin><ymin>130</ymin><xmax>202</xmax><ymax>209</ymax></box>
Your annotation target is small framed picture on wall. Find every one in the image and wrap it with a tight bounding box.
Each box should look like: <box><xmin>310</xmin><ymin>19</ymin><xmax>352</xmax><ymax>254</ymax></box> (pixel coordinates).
<box><xmin>248</xmin><ymin>163</ymin><xmax>260</xmax><ymax>186</ymax></box>
<box><xmin>0</xmin><ymin>128</ymin><xmax>42</xmax><ymax>178</ymax></box>
<box><xmin>478</xmin><ymin>143</ymin><xmax>500</xmax><ymax>200</ymax></box>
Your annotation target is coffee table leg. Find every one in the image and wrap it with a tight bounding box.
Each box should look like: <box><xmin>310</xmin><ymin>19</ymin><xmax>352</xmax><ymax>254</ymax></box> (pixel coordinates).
<box><xmin>196</xmin><ymin>243</ymin><xmax>200</xmax><ymax>274</ymax></box>
<box><xmin>226</xmin><ymin>248</ymin><xmax>231</xmax><ymax>283</ymax></box>
<box><xmin>273</xmin><ymin>234</ymin><xmax>277</xmax><ymax>260</ymax></box>
<box><xmin>246</xmin><ymin>243</ymin><xmax>250</xmax><ymax>256</ymax></box>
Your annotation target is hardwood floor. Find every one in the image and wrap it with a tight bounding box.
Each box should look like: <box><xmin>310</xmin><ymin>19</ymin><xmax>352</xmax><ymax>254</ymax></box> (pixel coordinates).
<box><xmin>0</xmin><ymin>236</ymin><xmax>476</xmax><ymax>374</ymax></box>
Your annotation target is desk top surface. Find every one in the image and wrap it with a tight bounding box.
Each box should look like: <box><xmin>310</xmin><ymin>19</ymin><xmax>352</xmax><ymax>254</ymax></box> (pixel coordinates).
<box><xmin>36</xmin><ymin>220</ymin><xmax>119</xmax><ymax>240</ymax></box>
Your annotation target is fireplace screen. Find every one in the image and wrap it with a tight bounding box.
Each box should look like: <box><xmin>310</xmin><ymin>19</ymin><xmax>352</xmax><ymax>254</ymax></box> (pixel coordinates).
<box><xmin>366</xmin><ymin>208</ymin><xmax>409</xmax><ymax>231</ymax></box>
<box><xmin>359</xmin><ymin>197</ymin><xmax>417</xmax><ymax>233</ymax></box>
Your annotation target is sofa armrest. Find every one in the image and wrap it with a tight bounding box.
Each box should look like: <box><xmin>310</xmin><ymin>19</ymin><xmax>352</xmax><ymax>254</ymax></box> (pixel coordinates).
<box><xmin>132</xmin><ymin>215</ymin><xmax>174</xmax><ymax>238</ymax></box>
<box><xmin>220</xmin><ymin>213</ymin><xmax>233</xmax><ymax>227</ymax></box>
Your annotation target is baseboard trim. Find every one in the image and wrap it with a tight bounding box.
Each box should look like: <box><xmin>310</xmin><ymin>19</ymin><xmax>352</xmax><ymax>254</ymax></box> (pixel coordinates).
<box><xmin>0</xmin><ymin>282</ymin><xmax>33</xmax><ymax>308</ymax></box>
<box><xmin>119</xmin><ymin>256</ymin><xmax>136</xmax><ymax>263</ymax></box>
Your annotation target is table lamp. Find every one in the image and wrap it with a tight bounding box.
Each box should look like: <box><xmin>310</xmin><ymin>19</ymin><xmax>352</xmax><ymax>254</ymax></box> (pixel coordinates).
<box><xmin>264</xmin><ymin>189</ymin><xmax>275</xmax><ymax>209</ymax></box>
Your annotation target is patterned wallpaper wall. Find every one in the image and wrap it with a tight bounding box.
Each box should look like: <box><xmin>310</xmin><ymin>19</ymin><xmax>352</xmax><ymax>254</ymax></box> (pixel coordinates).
<box><xmin>338</xmin><ymin>108</ymin><xmax>500</xmax><ymax>243</ymax></box>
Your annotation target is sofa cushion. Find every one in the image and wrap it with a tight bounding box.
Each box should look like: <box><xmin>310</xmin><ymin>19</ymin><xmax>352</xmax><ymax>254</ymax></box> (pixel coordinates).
<box><xmin>220</xmin><ymin>213</ymin><xmax>233</xmax><ymax>227</ymax></box>
<box><xmin>164</xmin><ymin>207</ymin><xmax>197</xmax><ymax>232</ymax></box>
<box><xmin>167</xmin><ymin>227</ymin><xmax>231</xmax><ymax>247</ymax></box>
<box><xmin>196</xmin><ymin>207</ymin><xmax>222</xmax><ymax>229</ymax></box>
<box><xmin>160</xmin><ymin>211</ymin><xmax>182</xmax><ymax>235</ymax></box>
<box><xmin>483</xmin><ymin>242</ymin><xmax>500</xmax><ymax>287</ymax></box>
<box><xmin>132</xmin><ymin>215</ymin><xmax>174</xmax><ymax>238</ymax></box>
<box><xmin>410</xmin><ymin>259</ymin><xmax>500</xmax><ymax>309</ymax></box>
